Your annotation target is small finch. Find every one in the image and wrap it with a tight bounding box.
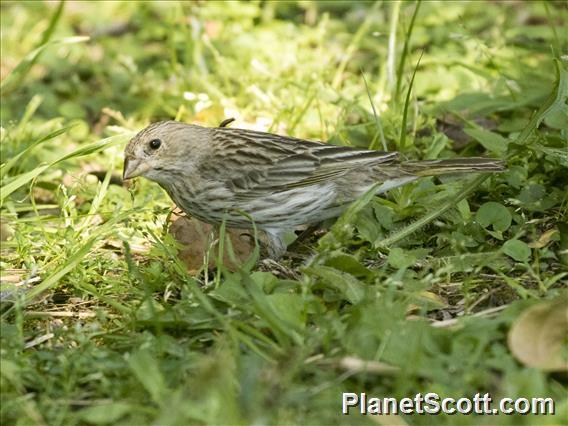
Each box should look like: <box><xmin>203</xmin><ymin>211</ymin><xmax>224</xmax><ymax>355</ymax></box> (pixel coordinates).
<box><xmin>123</xmin><ymin>121</ymin><xmax>504</xmax><ymax>257</ymax></box>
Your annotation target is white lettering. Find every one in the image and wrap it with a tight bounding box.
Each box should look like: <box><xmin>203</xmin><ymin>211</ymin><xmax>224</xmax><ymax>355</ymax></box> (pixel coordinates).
<box><xmin>424</xmin><ymin>393</ymin><xmax>440</xmax><ymax>414</ymax></box>
<box><xmin>501</xmin><ymin>398</ymin><xmax>514</xmax><ymax>414</ymax></box>
<box><xmin>340</xmin><ymin>392</ymin><xmax>555</xmax><ymax>416</ymax></box>
<box><xmin>383</xmin><ymin>397</ymin><xmax>397</xmax><ymax>414</ymax></box>
<box><xmin>515</xmin><ymin>398</ymin><xmax>530</xmax><ymax>414</ymax></box>
<box><xmin>342</xmin><ymin>393</ymin><xmax>359</xmax><ymax>414</ymax></box>
<box><xmin>399</xmin><ymin>398</ymin><xmax>414</xmax><ymax>414</ymax></box>
<box><xmin>456</xmin><ymin>397</ymin><xmax>472</xmax><ymax>414</ymax></box>
<box><xmin>442</xmin><ymin>397</ymin><xmax>456</xmax><ymax>414</ymax></box>
<box><xmin>367</xmin><ymin>398</ymin><xmax>381</xmax><ymax>414</ymax></box>
<box><xmin>532</xmin><ymin>397</ymin><xmax>555</xmax><ymax>415</ymax></box>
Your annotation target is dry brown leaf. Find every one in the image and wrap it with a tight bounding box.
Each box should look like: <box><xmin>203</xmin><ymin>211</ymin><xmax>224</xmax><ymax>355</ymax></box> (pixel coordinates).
<box><xmin>406</xmin><ymin>291</ymin><xmax>447</xmax><ymax>315</ymax></box>
<box><xmin>528</xmin><ymin>228</ymin><xmax>559</xmax><ymax>248</ymax></box>
<box><xmin>169</xmin><ymin>215</ymin><xmax>256</xmax><ymax>274</ymax></box>
<box><xmin>508</xmin><ymin>297</ymin><xmax>568</xmax><ymax>372</ymax></box>
<box><xmin>1</xmin><ymin>219</ymin><xmax>13</xmax><ymax>241</ymax></box>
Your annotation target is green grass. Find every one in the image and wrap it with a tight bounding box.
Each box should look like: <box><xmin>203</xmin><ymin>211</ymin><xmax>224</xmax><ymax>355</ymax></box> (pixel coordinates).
<box><xmin>1</xmin><ymin>1</ymin><xmax>567</xmax><ymax>425</ymax></box>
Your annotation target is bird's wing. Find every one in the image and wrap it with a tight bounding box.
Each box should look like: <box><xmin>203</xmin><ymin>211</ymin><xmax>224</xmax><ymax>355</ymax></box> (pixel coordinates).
<box><xmin>204</xmin><ymin>128</ymin><xmax>399</xmax><ymax>197</ymax></box>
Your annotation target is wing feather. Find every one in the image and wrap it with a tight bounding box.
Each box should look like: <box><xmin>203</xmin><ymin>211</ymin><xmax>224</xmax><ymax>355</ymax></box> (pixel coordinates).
<box><xmin>203</xmin><ymin>128</ymin><xmax>399</xmax><ymax>198</ymax></box>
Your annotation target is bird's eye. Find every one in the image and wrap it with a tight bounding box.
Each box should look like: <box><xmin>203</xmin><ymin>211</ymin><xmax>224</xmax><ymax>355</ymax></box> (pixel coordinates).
<box><xmin>149</xmin><ymin>139</ymin><xmax>162</xmax><ymax>150</ymax></box>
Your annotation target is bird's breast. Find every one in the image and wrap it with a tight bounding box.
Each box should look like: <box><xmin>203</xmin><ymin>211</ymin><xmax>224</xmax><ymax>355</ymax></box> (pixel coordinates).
<box><xmin>164</xmin><ymin>180</ymin><xmax>345</xmax><ymax>230</ymax></box>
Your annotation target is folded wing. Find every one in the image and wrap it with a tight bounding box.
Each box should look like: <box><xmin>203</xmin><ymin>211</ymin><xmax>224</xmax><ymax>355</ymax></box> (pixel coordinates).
<box><xmin>206</xmin><ymin>128</ymin><xmax>399</xmax><ymax>198</ymax></box>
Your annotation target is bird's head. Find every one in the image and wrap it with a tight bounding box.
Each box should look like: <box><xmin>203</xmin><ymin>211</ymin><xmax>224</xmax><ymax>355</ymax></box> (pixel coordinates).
<box><xmin>123</xmin><ymin>121</ymin><xmax>209</xmax><ymax>184</ymax></box>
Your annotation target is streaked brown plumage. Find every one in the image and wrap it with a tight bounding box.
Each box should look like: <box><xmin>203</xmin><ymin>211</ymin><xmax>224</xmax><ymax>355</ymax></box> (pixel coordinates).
<box><xmin>123</xmin><ymin>120</ymin><xmax>504</xmax><ymax>257</ymax></box>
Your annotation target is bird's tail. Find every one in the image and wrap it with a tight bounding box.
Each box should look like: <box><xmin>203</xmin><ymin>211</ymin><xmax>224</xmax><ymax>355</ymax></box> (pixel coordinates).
<box><xmin>401</xmin><ymin>157</ymin><xmax>505</xmax><ymax>177</ymax></box>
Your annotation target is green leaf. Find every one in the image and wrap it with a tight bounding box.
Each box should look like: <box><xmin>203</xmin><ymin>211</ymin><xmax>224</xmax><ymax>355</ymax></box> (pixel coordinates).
<box><xmin>464</xmin><ymin>128</ymin><xmax>510</xmax><ymax>154</ymax></box>
<box><xmin>128</xmin><ymin>350</ymin><xmax>166</xmax><ymax>405</ymax></box>
<box><xmin>304</xmin><ymin>266</ymin><xmax>366</xmax><ymax>305</ymax></box>
<box><xmin>354</xmin><ymin>207</ymin><xmax>382</xmax><ymax>243</ymax></box>
<box><xmin>324</xmin><ymin>254</ymin><xmax>372</xmax><ymax>278</ymax></box>
<box><xmin>536</xmin><ymin>60</ymin><xmax>568</xmax><ymax>130</ymax></box>
<box><xmin>373</xmin><ymin>203</ymin><xmax>394</xmax><ymax>230</ymax></box>
<box><xmin>503</xmin><ymin>239</ymin><xmax>531</xmax><ymax>262</ymax></box>
<box><xmin>266</xmin><ymin>293</ymin><xmax>305</xmax><ymax>330</ymax></box>
<box><xmin>543</xmin><ymin>107</ymin><xmax>568</xmax><ymax>130</ymax></box>
<box><xmin>456</xmin><ymin>198</ymin><xmax>471</xmax><ymax>221</ymax></box>
<box><xmin>210</xmin><ymin>273</ymin><xmax>248</xmax><ymax>305</ymax></box>
<box><xmin>475</xmin><ymin>202</ymin><xmax>512</xmax><ymax>232</ymax></box>
<box><xmin>241</xmin><ymin>272</ymin><xmax>302</xmax><ymax>346</ymax></box>
<box><xmin>388</xmin><ymin>247</ymin><xmax>416</xmax><ymax>269</ymax></box>
<box><xmin>78</xmin><ymin>403</ymin><xmax>132</xmax><ymax>425</ymax></box>
<box><xmin>516</xmin><ymin>184</ymin><xmax>561</xmax><ymax>212</ymax></box>
<box><xmin>531</xmin><ymin>144</ymin><xmax>568</xmax><ymax>168</ymax></box>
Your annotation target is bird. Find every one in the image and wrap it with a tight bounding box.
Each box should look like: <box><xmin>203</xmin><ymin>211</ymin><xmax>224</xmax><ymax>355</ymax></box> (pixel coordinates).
<box><xmin>123</xmin><ymin>120</ymin><xmax>504</xmax><ymax>257</ymax></box>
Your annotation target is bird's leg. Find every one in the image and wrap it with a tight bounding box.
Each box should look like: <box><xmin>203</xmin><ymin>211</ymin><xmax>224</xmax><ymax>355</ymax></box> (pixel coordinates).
<box><xmin>264</xmin><ymin>229</ymin><xmax>287</xmax><ymax>259</ymax></box>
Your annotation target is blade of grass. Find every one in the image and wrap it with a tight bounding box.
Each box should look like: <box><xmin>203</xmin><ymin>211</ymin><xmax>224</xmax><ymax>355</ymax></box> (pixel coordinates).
<box><xmin>394</xmin><ymin>1</ymin><xmax>421</xmax><ymax>102</ymax></box>
<box><xmin>289</xmin><ymin>90</ymin><xmax>317</xmax><ymax>134</ymax></box>
<box><xmin>317</xmin><ymin>181</ymin><xmax>384</xmax><ymax>252</ymax></box>
<box><xmin>14</xmin><ymin>95</ymin><xmax>43</xmax><ymax>135</ymax></box>
<box><xmin>332</xmin><ymin>2</ymin><xmax>380</xmax><ymax>90</ymax></box>
<box><xmin>22</xmin><ymin>211</ymin><xmax>131</xmax><ymax>304</ymax></box>
<box><xmin>215</xmin><ymin>219</ymin><xmax>227</xmax><ymax>289</ymax></box>
<box><xmin>38</xmin><ymin>0</ymin><xmax>65</xmax><ymax>47</ymax></box>
<box><xmin>0</xmin><ymin>132</ymin><xmax>133</xmax><ymax>204</ymax></box>
<box><xmin>0</xmin><ymin>1</ymin><xmax>66</xmax><ymax>94</ymax></box>
<box><xmin>230</xmin><ymin>209</ymin><xmax>260</xmax><ymax>272</ymax></box>
<box><xmin>144</xmin><ymin>226</ymin><xmax>231</xmax><ymax>326</ymax></box>
<box><xmin>543</xmin><ymin>2</ymin><xmax>561</xmax><ymax>59</ymax></box>
<box><xmin>520</xmin><ymin>59</ymin><xmax>567</xmax><ymax>145</ymax></box>
<box><xmin>399</xmin><ymin>50</ymin><xmax>423</xmax><ymax>150</ymax></box>
<box><xmin>1</xmin><ymin>165</ymin><xmax>49</xmax><ymax>203</ymax></box>
<box><xmin>233</xmin><ymin>320</ymin><xmax>283</xmax><ymax>354</ymax></box>
<box><xmin>77</xmin><ymin>155</ymin><xmax>115</xmax><ymax>232</ymax></box>
<box><xmin>362</xmin><ymin>70</ymin><xmax>387</xmax><ymax>151</ymax></box>
<box><xmin>75</xmin><ymin>281</ymin><xmax>132</xmax><ymax>315</ymax></box>
<box><xmin>1</xmin><ymin>35</ymin><xmax>88</xmax><ymax>95</ymax></box>
<box><xmin>232</xmin><ymin>325</ymin><xmax>279</xmax><ymax>362</ymax></box>
<box><xmin>1</xmin><ymin>124</ymin><xmax>76</xmax><ymax>179</ymax></box>
<box><xmin>386</xmin><ymin>1</ymin><xmax>401</xmax><ymax>93</ymax></box>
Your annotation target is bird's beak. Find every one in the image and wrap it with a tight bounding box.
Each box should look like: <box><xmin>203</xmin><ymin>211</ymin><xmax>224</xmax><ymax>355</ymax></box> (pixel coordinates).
<box><xmin>123</xmin><ymin>156</ymin><xmax>145</xmax><ymax>180</ymax></box>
